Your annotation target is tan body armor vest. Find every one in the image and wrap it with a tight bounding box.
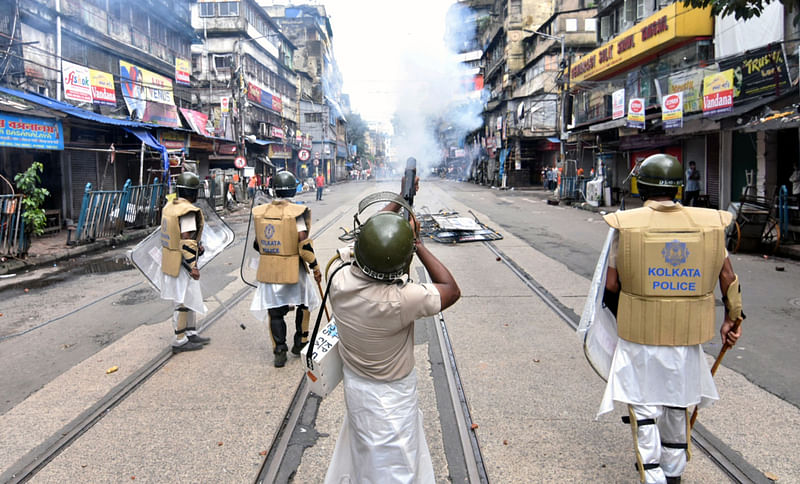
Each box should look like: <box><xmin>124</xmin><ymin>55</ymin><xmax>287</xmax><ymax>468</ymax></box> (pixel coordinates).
<box><xmin>161</xmin><ymin>198</ymin><xmax>204</xmax><ymax>277</ymax></box>
<box><xmin>603</xmin><ymin>201</ymin><xmax>732</xmax><ymax>346</ymax></box>
<box><xmin>252</xmin><ymin>200</ymin><xmax>311</xmax><ymax>284</ymax></box>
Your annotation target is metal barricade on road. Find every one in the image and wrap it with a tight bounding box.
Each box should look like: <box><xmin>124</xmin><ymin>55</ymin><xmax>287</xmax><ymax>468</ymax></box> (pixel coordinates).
<box><xmin>0</xmin><ymin>194</ymin><xmax>26</xmax><ymax>257</ymax></box>
<box><xmin>73</xmin><ymin>179</ymin><xmax>166</xmax><ymax>244</ymax></box>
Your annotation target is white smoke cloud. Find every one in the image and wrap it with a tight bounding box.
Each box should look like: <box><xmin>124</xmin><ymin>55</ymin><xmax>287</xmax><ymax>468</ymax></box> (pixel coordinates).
<box><xmin>391</xmin><ymin>3</ymin><xmax>484</xmax><ymax>175</ymax></box>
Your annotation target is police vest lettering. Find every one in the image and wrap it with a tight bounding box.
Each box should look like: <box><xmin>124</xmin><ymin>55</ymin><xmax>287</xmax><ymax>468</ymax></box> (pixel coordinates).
<box><xmin>603</xmin><ymin>202</ymin><xmax>732</xmax><ymax>346</ymax></box>
<box><xmin>160</xmin><ymin>198</ymin><xmax>204</xmax><ymax>277</ymax></box>
<box><xmin>252</xmin><ymin>200</ymin><xmax>310</xmax><ymax>284</ymax></box>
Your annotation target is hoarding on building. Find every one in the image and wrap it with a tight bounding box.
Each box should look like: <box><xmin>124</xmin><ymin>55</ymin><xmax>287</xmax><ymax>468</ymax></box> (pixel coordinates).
<box><xmin>90</xmin><ymin>69</ymin><xmax>116</xmax><ymax>105</ymax></box>
<box><xmin>175</xmin><ymin>58</ymin><xmax>191</xmax><ymax>86</ymax></box>
<box><xmin>627</xmin><ymin>98</ymin><xmax>645</xmax><ymax>129</ymax></box>
<box><xmin>62</xmin><ymin>61</ymin><xmax>92</xmax><ymax>103</ymax></box>
<box><xmin>0</xmin><ymin>113</ymin><xmax>63</xmax><ymax>150</ymax></box>
<box><xmin>612</xmin><ymin>89</ymin><xmax>625</xmax><ymax>119</ymax></box>
<box><xmin>119</xmin><ymin>60</ymin><xmax>180</xmax><ymax>127</ymax></box>
<box><xmin>702</xmin><ymin>69</ymin><xmax>734</xmax><ymax>115</ymax></box>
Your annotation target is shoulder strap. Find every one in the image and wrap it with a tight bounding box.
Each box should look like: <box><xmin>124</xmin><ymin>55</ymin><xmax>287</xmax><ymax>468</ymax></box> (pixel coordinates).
<box><xmin>306</xmin><ymin>261</ymin><xmax>351</xmax><ymax>370</ymax></box>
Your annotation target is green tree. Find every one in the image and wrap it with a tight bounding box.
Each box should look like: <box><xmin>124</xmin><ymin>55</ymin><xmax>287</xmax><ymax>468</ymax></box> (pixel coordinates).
<box><xmin>683</xmin><ymin>0</ymin><xmax>800</xmax><ymax>23</ymax></box>
<box><xmin>346</xmin><ymin>112</ymin><xmax>369</xmax><ymax>159</ymax></box>
<box><xmin>14</xmin><ymin>162</ymin><xmax>50</xmax><ymax>237</ymax></box>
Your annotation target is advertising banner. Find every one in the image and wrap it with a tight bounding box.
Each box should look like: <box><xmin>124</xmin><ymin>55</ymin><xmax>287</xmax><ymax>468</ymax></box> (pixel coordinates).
<box><xmin>0</xmin><ymin>113</ymin><xmax>63</xmax><ymax>150</ymax></box>
<box><xmin>612</xmin><ymin>89</ymin><xmax>625</xmax><ymax>119</ymax></box>
<box><xmin>661</xmin><ymin>92</ymin><xmax>683</xmax><ymax>129</ymax></box>
<box><xmin>62</xmin><ymin>60</ymin><xmax>92</xmax><ymax>103</ymax></box>
<box><xmin>221</xmin><ymin>96</ymin><xmax>229</xmax><ymax>113</ymax></box>
<box><xmin>175</xmin><ymin>58</ymin><xmax>191</xmax><ymax>86</ymax></box>
<box><xmin>90</xmin><ymin>69</ymin><xmax>116</xmax><ymax>105</ymax></box>
<box><xmin>719</xmin><ymin>44</ymin><xmax>790</xmax><ymax>101</ymax></box>
<box><xmin>179</xmin><ymin>108</ymin><xmax>211</xmax><ymax>137</ymax></box>
<box><xmin>120</xmin><ymin>60</ymin><xmax>179</xmax><ymax>127</ymax></box>
<box><xmin>627</xmin><ymin>97</ymin><xmax>645</xmax><ymax>129</ymax></box>
<box><xmin>702</xmin><ymin>69</ymin><xmax>734</xmax><ymax>116</ymax></box>
<box><xmin>667</xmin><ymin>68</ymin><xmax>712</xmax><ymax>113</ymax></box>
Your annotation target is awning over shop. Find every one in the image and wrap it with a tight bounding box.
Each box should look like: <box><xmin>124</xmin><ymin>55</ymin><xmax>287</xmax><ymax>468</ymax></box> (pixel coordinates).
<box><xmin>0</xmin><ymin>86</ymin><xmax>154</xmax><ymax>129</ymax></box>
<box><xmin>125</xmin><ymin>128</ymin><xmax>169</xmax><ymax>176</ymax></box>
<box><xmin>246</xmin><ymin>137</ymin><xmax>280</xmax><ymax>146</ymax></box>
<box><xmin>546</xmin><ymin>137</ymin><xmax>560</xmax><ymax>143</ymax></box>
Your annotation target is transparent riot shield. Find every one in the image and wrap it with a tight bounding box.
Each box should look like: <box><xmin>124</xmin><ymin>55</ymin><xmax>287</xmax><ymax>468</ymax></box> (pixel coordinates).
<box><xmin>240</xmin><ymin>191</ymin><xmax>273</xmax><ymax>288</ymax></box>
<box><xmin>128</xmin><ymin>199</ymin><xmax>235</xmax><ymax>292</ymax></box>
<box><xmin>577</xmin><ymin>227</ymin><xmax>618</xmax><ymax>381</ymax></box>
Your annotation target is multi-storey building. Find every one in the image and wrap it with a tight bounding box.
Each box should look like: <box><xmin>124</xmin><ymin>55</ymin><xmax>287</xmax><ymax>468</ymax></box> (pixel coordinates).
<box><xmin>478</xmin><ymin>0</ymin><xmax>555</xmax><ymax>187</ymax></box>
<box><xmin>0</xmin><ymin>0</ymin><xmax>195</xmax><ymax>220</ymax></box>
<box><xmin>191</xmin><ymin>0</ymin><xmax>299</xmax><ymax>176</ymax></box>
<box><xmin>261</xmin><ymin>3</ymin><xmax>347</xmax><ymax>182</ymax></box>
<box><xmin>567</xmin><ymin>0</ymin><xmax>800</xmax><ymax>210</ymax></box>
<box><xmin>504</xmin><ymin>0</ymin><xmax>597</xmax><ymax>187</ymax></box>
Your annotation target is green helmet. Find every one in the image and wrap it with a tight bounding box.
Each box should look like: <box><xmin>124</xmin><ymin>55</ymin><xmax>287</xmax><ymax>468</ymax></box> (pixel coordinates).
<box><xmin>175</xmin><ymin>172</ymin><xmax>200</xmax><ymax>201</ymax></box>
<box><xmin>637</xmin><ymin>154</ymin><xmax>684</xmax><ymax>188</ymax></box>
<box><xmin>354</xmin><ymin>212</ymin><xmax>415</xmax><ymax>281</ymax></box>
<box><xmin>273</xmin><ymin>171</ymin><xmax>298</xmax><ymax>198</ymax></box>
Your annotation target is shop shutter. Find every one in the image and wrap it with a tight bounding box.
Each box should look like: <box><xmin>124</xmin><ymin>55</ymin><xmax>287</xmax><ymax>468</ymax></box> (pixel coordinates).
<box><xmin>706</xmin><ymin>133</ymin><xmax>720</xmax><ymax>209</ymax></box>
<box><xmin>69</xmin><ymin>150</ymin><xmax>99</xmax><ymax>220</ymax></box>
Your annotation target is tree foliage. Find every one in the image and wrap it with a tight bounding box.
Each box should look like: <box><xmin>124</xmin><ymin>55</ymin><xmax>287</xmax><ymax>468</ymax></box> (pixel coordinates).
<box><xmin>345</xmin><ymin>112</ymin><xmax>370</xmax><ymax>160</ymax></box>
<box><xmin>682</xmin><ymin>0</ymin><xmax>800</xmax><ymax>23</ymax></box>
<box><xmin>14</xmin><ymin>162</ymin><xmax>50</xmax><ymax>236</ymax></box>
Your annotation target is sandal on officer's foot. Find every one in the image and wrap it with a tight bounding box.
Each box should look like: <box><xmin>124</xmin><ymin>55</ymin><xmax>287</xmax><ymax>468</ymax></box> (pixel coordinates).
<box><xmin>274</xmin><ymin>350</ymin><xmax>288</xmax><ymax>368</ymax></box>
<box><xmin>187</xmin><ymin>334</ymin><xmax>210</xmax><ymax>345</ymax></box>
<box><xmin>172</xmin><ymin>340</ymin><xmax>204</xmax><ymax>354</ymax></box>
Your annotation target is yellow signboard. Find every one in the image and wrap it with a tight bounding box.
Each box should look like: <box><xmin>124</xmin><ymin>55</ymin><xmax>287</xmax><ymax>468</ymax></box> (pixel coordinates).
<box><xmin>568</xmin><ymin>3</ymin><xmax>713</xmax><ymax>84</ymax></box>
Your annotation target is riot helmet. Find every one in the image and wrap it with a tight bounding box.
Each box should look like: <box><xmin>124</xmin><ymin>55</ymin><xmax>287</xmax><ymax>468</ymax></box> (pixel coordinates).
<box><xmin>175</xmin><ymin>172</ymin><xmax>200</xmax><ymax>202</ymax></box>
<box><xmin>354</xmin><ymin>211</ymin><xmax>415</xmax><ymax>281</ymax></box>
<box><xmin>637</xmin><ymin>154</ymin><xmax>682</xmax><ymax>201</ymax></box>
<box><xmin>273</xmin><ymin>170</ymin><xmax>298</xmax><ymax>198</ymax></box>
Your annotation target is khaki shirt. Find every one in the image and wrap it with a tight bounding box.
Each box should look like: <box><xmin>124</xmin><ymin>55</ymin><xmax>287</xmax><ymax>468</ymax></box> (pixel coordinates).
<box><xmin>331</xmin><ymin>264</ymin><xmax>441</xmax><ymax>382</ymax></box>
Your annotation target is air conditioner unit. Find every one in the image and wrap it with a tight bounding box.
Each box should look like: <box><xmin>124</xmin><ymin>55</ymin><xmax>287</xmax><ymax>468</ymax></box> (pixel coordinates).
<box><xmin>259</xmin><ymin>122</ymin><xmax>268</xmax><ymax>138</ymax></box>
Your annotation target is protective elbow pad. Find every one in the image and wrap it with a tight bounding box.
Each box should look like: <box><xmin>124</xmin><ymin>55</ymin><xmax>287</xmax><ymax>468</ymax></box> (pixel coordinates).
<box><xmin>299</xmin><ymin>239</ymin><xmax>318</xmax><ymax>271</ymax></box>
<box><xmin>181</xmin><ymin>238</ymin><xmax>199</xmax><ymax>271</ymax></box>
<box><xmin>723</xmin><ymin>275</ymin><xmax>743</xmax><ymax>321</ymax></box>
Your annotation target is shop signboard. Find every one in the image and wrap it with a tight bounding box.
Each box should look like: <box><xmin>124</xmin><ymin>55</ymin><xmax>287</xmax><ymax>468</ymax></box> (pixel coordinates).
<box><xmin>661</xmin><ymin>92</ymin><xmax>684</xmax><ymax>129</ymax></box>
<box><xmin>175</xmin><ymin>57</ymin><xmax>191</xmax><ymax>86</ymax></box>
<box><xmin>221</xmin><ymin>96</ymin><xmax>229</xmax><ymax>113</ymax></box>
<box><xmin>62</xmin><ymin>60</ymin><xmax>92</xmax><ymax>103</ymax></box>
<box><xmin>627</xmin><ymin>98</ymin><xmax>645</xmax><ymax>129</ymax></box>
<box><xmin>0</xmin><ymin>113</ymin><xmax>63</xmax><ymax>150</ymax></box>
<box><xmin>702</xmin><ymin>69</ymin><xmax>734</xmax><ymax>116</ymax></box>
<box><xmin>612</xmin><ymin>89</ymin><xmax>625</xmax><ymax>119</ymax></box>
<box><xmin>718</xmin><ymin>44</ymin><xmax>790</xmax><ymax>101</ymax></box>
<box><xmin>179</xmin><ymin>108</ymin><xmax>211</xmax><ymax>137</ymax></box>
<box><xmin>270</xmin><ymin>126</ymin><xmax>284</xmax><ymax>139</ymax></box>
<box><xmin>90</xmin><ymin>69</ymin><xmax>116</xmax><ymax>105</ymax></box>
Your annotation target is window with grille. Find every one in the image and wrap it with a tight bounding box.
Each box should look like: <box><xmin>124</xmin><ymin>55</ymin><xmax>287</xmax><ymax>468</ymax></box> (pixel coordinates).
<box><xmin>305</xmin><ymin>112</ymin><xmax>322</xmax><ymax>123</ymax></box>
<box><xmin>585</xmin><ymin>18</ymin><xmax>597</xmax><ymax>32</ymax></box>
<box><xmin>218</xmin><ymin>2</ymin><xmax>239</xmax><ymax>17</ymax></box>
<box><xmin>636</xmin><ymin>0</ymin><xmax>646</xmax><ymax>20</ymax></box>
<box><xmin>199</xmin><ymin>3</ymin><xmax>215</xmax><ymax>17</ymax></box>
<box><xmin>600</xmin><ymin>16</ymin><xmax>610</xmax><ymax>41</ymax></box>
<box><xmin>215</xmin><ymin>55</ymin><xmax>231</xmax><ymax>70</ymax></box>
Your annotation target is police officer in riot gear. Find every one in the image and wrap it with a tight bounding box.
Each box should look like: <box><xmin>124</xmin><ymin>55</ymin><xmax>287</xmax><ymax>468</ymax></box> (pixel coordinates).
<box><xmin>324</xmin><ymin>182</ymin><xmax>460</xmax><ymax>482</ymax></box>
<box><xmin>161</xmin><ymin>171</ymin><xmax>210</xmax><ymax>353</ymax></box>
<box><xmin>599</xmin><ymin>154</ymin><xmax>743</xmax><ymax>484</ymax></box>
<box><xmin>249</xmin><ymin>171</ymin><xmax>321</xmax><ymax>367</ymax></box>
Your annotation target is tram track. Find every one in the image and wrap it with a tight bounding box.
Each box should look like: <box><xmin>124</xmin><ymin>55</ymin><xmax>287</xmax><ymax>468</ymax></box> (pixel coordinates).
<box><xmin>484</xmin><ymin>240</ymin><xmax>770</xmax><ymax>484</ymax></box>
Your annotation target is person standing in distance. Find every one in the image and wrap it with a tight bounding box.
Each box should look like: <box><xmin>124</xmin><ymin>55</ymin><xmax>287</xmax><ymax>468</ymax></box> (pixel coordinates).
<box><xmin>682</xmin><ymin>161</ymin><xmax>701</xmax><ymax>206</ymax></box>
<box><xmin>324</xmin><ymin>177</ymin><xmax>461</xmax><ymax>482</ymax></box>
<box><xmin>789</xmin><ymin>163</ymin><xmax>800</xmax><ymax>196</ymax></box>
<box><xmin>315</xmin><ymin>173</ymin><xmax>325</xmax><ymax>201</ymax></box>
<box><xmin>160</xmin><ymin>172</ymin><xmax>210</xmax><ymax>353</ymax></box>
<box><xmin>250</xmin><ymin>171</ymin><xmax>321</xmax><ymax>367</ymax></box>
<box><xmin>600</xmin><ymin>154</ymin><xmax>743</xmax><ymax>484</ymax></box>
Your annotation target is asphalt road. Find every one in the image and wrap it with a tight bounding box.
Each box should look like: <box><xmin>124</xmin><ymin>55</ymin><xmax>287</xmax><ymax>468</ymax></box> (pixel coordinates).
<box><xmin>2</xmin><ymin>177</ymin><xmax>799</xmax><ymax>417</ymax></box>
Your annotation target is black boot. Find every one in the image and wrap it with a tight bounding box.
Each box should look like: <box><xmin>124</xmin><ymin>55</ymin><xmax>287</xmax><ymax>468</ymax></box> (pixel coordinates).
<box><xmin>172</xmin><ymin>340</ymin><xmax>204</xmax><ymax>354</ymax></box>
<box><xmin>274</xmin><ymin>349</ymin><xmax>288</xmax><ymax>368</ymax></box>
<box><xmin>187</xmin><ymin>333</ymin><xmax>210</xmax><ymax>345</ymax></box>
<box><xmin>666</xmin><ymin>476</ymin><xmax>681</xmax><ymax>484</ymax></box>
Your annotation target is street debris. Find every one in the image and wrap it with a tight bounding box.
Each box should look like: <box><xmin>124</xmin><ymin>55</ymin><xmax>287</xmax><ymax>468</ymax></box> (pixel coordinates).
<box><xmin>106</xmin><ymin>366</ymin><xmax>119</xmax><ymax>374</ymax></box>
<box><xmin>417</xmin><ymin>208</ymin><xmax>503</xmax><ymax>244</ymax></box>
<box><xmin>470</xmin><ymin>423</ymin><xmax>479</xmax><ymax>430</ymax></box>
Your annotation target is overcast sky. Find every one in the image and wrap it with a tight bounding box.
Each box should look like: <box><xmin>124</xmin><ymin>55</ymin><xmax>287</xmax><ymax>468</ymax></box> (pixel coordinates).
<box><xmin>322</xmin><ymin>0</ymin><xmax>457</xmax><ymax>133</ymax></box>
